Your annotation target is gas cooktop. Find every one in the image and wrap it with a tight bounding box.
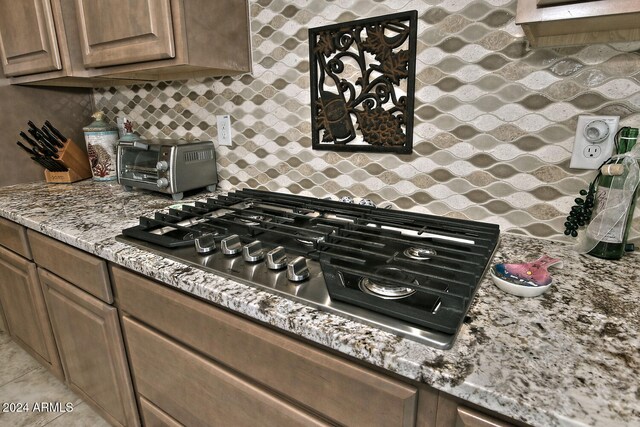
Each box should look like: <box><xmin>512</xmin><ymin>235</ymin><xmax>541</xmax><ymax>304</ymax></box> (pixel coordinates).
<box><xmin>117</xmin><ymin>189</ymin><xmax>500</xmax><ymax>349</ymax></box>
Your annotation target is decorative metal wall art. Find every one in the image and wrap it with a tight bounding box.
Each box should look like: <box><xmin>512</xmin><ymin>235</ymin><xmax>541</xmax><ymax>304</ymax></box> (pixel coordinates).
<box><xmin>309</xmin><ymin>11</ymin><xmax>417</xmax><ymax>154</ymax></box>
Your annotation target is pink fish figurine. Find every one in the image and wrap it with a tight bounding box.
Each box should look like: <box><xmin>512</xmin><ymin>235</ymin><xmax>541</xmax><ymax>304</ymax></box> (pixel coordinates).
<box><xmin>492</xmin><ymin>255</ymin><xmax>563</xmax><ymax>287</ymax></box>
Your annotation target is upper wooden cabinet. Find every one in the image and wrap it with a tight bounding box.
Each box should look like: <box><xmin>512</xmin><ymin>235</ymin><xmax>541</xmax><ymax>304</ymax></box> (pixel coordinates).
<box><xmin>0</xmin><ymin>0</ymin><xmax>251</xmax><ymax>86</ymax></box>
<box><xmin>516</xmin><ymin>0</ymin><xmax>640</xmax><ymax>47</ymax></box>
<box><xmin>0</xmin><ymin>0</ymin><xmax>62</xmax><ymax>76</ymax></box>
<box><xmin>75</xmin><ymin>0</ymin><xmax>175</xmax><ymax>68</ymax></box>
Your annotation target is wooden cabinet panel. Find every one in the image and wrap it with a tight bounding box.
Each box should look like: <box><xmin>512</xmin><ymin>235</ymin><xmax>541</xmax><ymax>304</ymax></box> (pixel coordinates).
<box><xmin>112</xmin><ymin>266</ymin><xmax>417</xmax><ymax>427</ymax></box>
<box><xmin>516</xmin><ymin>0</ymin><xmax>640</xmax><ymax>47</ymax></box>
<box><xmin>436</xmin><ymin>394</ymin><xmax>516</xmax><ymax>427</ymax></box>
<box><xmin>3</xmin><ymin>0</ymin><xmax>250</xmax><ymax>86</ymax></box>
<box><xmin>139</xmin><ymin>396</ymin><xmax>183</xmax><ymax>427</ymax></box>
<box><xmin>75</xmin><ymin>0</ymin><xmax>175</xmax><ymax>68</ymax></box>
<box><xmin>39</xmin><ymin>268</ymin><xmax>139</xmax><ymax>427</ymax></box>
<box><xmin>0</xmin><ymin>0</ymin><xmax>62</xmax><ymax>76</ymax></box>
<box><xmin>0</xmin><ymin>217</ymin><xmax>32</xmax><ymax>259</ymax></box>
<box><xmin>123</xmin><ymin>316</ymin><xmax>329</xmax><ymax>427</ymax></box>
<box><xmin>0</xmin><ymin>246</ymin><xmax>62</xmax><ymax>378</ymax></box>
<box><xmin>27</xmin><ymin>230</ymin><xmax>112</xmax><ymax>303</ymax></box>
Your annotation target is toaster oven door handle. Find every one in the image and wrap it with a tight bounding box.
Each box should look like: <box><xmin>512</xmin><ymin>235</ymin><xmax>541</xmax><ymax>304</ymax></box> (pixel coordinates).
<box><xmin>118</xmin><ymin>140</ymin><xmax>149</xmax><ymax>150</ymax></box>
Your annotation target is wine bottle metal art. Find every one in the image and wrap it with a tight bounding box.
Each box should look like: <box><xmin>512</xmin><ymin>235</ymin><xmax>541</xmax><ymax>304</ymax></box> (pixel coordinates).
<box><xmin>309</xmin><ymin>11</ymin><xmax>417</xmax><ymax>153</ymax></box>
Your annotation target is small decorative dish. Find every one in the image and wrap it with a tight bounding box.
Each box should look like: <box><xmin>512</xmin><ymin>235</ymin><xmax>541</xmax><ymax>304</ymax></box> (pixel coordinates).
<box><xmin>490</xmin><ymin>255</ymin><xmax>563</xmax><ymax>297</ymax></box>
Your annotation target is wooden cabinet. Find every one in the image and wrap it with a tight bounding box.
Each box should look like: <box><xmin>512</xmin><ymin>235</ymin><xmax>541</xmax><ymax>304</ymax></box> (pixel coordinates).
<box><xmin>28</xmin><ymin>230</ymin><xmax>113</xmax><ymax>303</ymax></box>
<box><xmin>516</xmin><ymin>0</ymin><xmax>640</xmax><ymax>47</ymax></box>
<box><xmin>124</xmin><ymin>316</ymin><xmax>329</xmax><ymax>427</ymax></box>
<box><xmin>138</xmin><ymin>397</ymin><xmax>182</xmax><ymax>427</ymax></box>
<box><xmin>0</xmin><ymin>245</ymin><xmax>63</xmax><ymax>379</ymax></box>
<box><xmin>0</xmin><ymin>0</ymin><xmax>251</xmax><ymax>87</ymax></box>
<box><xmin>0</xmin><ymin>217</ymin><xmax>33</xmax><ymax>259</ymax></box>
<box><xmin>25</xmin><ymin>229</ymin><xmax>139</xmax><ymax>426</ymax></box>
<box><xmin>75</xmin><ymin>0</ymin><xmax>175</xmax><ymax>68</ymax></box>
<box><xmin>112</xmin><ymin>265</ymin><xmax>418</xmax><ymax>427</ymax></box>
<box><xmin>38</xmin><ymin>268</ymin><xmax>139</xmax><ymax>427</ymax></box>
<box><xmin>435</xmin><ymin>393</ymin><xmax>517</xmax><ymax>427</ymax></box>
<box><xmin>79</xmin><ymin>0</ymin><xmax>252</xmax><ymax>82</ymax></box>
<box><xmin>0</xmin><ymin>0</ymin><xmax>61</xmax><ymax>76</ymax></box>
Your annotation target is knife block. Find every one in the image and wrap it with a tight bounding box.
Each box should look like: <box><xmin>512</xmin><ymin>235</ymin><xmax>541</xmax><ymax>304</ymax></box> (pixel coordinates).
<box><xmin>44</xmin><ymin>139</ymin><xmax>92</xmax><ymax>184</ymax></box>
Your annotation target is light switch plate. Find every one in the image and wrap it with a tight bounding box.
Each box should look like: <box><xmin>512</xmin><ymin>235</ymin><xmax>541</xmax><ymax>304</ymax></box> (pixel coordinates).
<box><xmin>217</xmin><ymin>115</ymin><xmax>232</xmax><ymax>147</ymax></box>
<box><xmin>570</xmin><ymin>115</ymin><xmax>619</xmax><ymax>169</ymax></box>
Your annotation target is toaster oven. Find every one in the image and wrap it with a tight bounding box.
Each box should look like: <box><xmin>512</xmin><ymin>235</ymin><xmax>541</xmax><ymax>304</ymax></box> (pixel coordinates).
<box><xmin>116</xmin><ymin>139</ymin><xmax>218</xmax><ymax>200</ymax></box>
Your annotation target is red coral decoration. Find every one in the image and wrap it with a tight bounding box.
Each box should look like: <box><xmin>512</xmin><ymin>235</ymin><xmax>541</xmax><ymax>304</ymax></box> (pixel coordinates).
<box><xmin>87</xmin><ymin>143</ymin><xmax>113</xmax><ymax>177</ymax></box>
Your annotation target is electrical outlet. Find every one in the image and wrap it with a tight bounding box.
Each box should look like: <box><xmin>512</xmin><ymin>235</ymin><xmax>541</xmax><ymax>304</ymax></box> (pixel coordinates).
<box><xmin>570</xmin><ymin>115</ymin><xmax>619</xmax><ymax>169</ymax></box>
<box><xmin>583</xmin><ymin>145</ymin><xmax>602</xmax><ymax>158</ymax></box>
<box><xmin>217</xmin><ymin>115</ymin><xmax>232</xmax><ymax>147</ymax></box>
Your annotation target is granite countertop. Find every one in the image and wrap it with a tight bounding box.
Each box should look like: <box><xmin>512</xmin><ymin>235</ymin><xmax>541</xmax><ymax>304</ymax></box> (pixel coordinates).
<box><xmin>0</xmin><ymin>180</ymin><xmax>637</xmax><ymax>427</ymax></box>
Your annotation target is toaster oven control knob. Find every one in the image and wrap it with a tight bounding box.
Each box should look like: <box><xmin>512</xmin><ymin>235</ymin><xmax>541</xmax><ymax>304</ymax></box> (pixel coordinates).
<box><xmin>156</xmin><ymin>160</ymin><xmax>169</xmax><ymax>172</ymax></box>
<box><xmin>287</xmin><ymin>256</ymin><xmax>309</xmax><ymax>282</ymax></box>
<box><xmin>195</xmin><ymin>234</ymin><xmax>216</xmax><ymax>255</ymax></box>
<box><xmin>266</xmin><ymin>246</ymin><xmax>287</xmax><ymax>270</ymax></box>
<box><xmin>242</xmin><ymin>241</ymin><xmax>264</xmax><ymax>263</ymax></box>
<box><xmin>220</xmin><ymin>234</ymin><xmax>242</xmax><ymax>256</ymax></box>
<box><xmin>156</xmin><ymin>177</ymin><xmax>169</xmax><ymax>189</ymax></box>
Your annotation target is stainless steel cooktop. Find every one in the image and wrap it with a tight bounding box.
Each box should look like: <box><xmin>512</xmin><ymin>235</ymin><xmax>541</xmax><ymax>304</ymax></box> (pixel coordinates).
<box><xmin>117</xmin><ymin>189</ymin><xmax>500</xmax><ymax>349</ymax></box>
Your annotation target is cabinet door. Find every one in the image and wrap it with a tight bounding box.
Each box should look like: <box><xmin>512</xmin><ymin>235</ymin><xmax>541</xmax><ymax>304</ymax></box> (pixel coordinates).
<box><xmin>0</xmin><ymin>246</ymin><xmax>62</xmax><ymax>378</ymax></box>
<box><xmin>39</xmin><ymin>268</ymin><xmax>139</xmax><ymax>427</ymax></box>
<box><xmin>0</xmin><ymin>0</ymin><xmax>62</xmax><ymax>76</ymax></box>
<box><xmin>516</xmin><ymin>0</ymin><xmax>640</xmax><ymax>47</ymax></box>
<box><xmin>436</xmin><ymin>394</ymin><xmax>515</xmax><ymax>427</ymax></box>
<box><xmin>75</xmin><ymin>0</ymin><xmax>175</xmax><ymax>68</ymax></box>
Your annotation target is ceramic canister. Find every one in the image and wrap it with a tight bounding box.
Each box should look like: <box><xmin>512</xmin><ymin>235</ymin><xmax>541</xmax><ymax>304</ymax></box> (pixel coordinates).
<box><xmin>83</xmin><ymin>112</ymin><xmax>119</xmax><ymax>181</ymax></box>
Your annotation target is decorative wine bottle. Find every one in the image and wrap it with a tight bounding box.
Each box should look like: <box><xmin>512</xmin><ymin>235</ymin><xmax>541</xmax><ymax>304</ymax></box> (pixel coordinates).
<box><xmin>588</xmin><ymin>127</ymin><xmax>639</xmax><ymax>259</ymax></box>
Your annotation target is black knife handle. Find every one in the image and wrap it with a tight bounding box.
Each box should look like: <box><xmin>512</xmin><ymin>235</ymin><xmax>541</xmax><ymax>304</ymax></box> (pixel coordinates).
<box><xmin>30</xmin><ymin>156</ymin><xmax>49</xmax><ymax>170</ymax></box>
<box><xmin>44</xmin><ymin>120</ymin><xmax>68</xmax><ymax>143</ymax></box>
<box><xmin>27</xmin><ymin>128</ymin><xmax>57</xmax><ymax>155</ymax></box>
<box><xmin>16</xmin><ymin>141</ymin><xmax>36</xmax><ymax>156</ymax></box>
<box><xmin>41</xmin><ymin>126</ymin><xmax>64</xmax><ymax>148</ymax></box>
<box><xmin>27</xmin><ymin>120</ymin><xmax>40</xmax><ymax>132</ymax></box>
<box><xmin>19</xmin><ymin>131</ymin><xmax>39</xmax><ymax>148</ymax></box>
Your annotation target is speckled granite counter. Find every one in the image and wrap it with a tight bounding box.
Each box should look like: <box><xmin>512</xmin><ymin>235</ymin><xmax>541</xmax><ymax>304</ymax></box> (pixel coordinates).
<box><xmin>0</xmin><ymin>180</ymin><xmax>638</xmax><ymax>427</ymax></box>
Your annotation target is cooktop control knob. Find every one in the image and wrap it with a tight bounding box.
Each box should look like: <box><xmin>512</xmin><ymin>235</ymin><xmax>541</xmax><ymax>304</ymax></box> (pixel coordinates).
<box><xmin>156</xmin><ymin>160</ymin><xmax>169</xmax><ymax>172</ymax></box>
<box><xmin>220</xmin><ymin>234</ymin><xmax>242</xmax><ymax>256</ymax></box>
<box><xmin>195</xmin><ymin>234</ymin><xmax>216</xmax><ymax>255</ymax></box>
<box><xmin>156</xmin><ymin>177</ymin><xmax>169</xmax><ymax>188</ymax></box>
<box><xmin>266</xmin><ymin>246</ymin><xmax>287</xmax><ymax>270</ymax></box>
<box><xmin>287</xmin><ymin>256</ymin><xmax>309</xmax><ymax>282</ymax></box>
<box><xmin>242</xmin><ymin>241</ymin><xmax>264</xmax><ymax>263</ymax></box>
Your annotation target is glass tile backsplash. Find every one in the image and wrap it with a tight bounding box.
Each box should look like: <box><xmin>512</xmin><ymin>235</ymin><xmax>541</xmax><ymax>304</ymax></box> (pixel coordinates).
<box><xmin>93</xmin><ymin>0</ymin><xmax>640</xmax><ymax>243</ymax></box>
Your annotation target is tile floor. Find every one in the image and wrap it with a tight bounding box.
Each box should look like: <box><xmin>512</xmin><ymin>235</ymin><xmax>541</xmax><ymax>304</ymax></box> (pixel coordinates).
<box><xmin>0</xmin><ymin>316</ymin><xmax>111</xmax><ymax>427</ymax></box>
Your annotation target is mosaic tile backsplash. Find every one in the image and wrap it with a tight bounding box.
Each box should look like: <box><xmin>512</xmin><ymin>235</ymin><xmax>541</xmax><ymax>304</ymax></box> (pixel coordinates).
<box><xmin>93</xmin><ymin>0</ymin><xmax>640</xmax><ymax>243</ymax></box>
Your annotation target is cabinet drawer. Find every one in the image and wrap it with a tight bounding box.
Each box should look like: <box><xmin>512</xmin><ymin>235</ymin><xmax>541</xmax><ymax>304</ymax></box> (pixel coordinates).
<box><xmin>0</xmin><ymin>217</ymin><xmax>31</xmax><ymax>259</ymax></box>
<box><xmin>27</xmin><ymin>230</ymin><xmax>112</xmax><ymax>303</ymax></box>
<box><xmin>436</xmin><ymin>393</ymin><xmax>516</xmax><ymax>427</ymax></box>
<box><xmin>123</xmin><ymin>316</ymin><xmax>328</xmax><ymax>427</ymax></box>
<box><xmin>112</xmin><ymin>266</ymin><xmax>417</xmax><ymax>427</ymax></box>
<box><xmin>139</xmin><ymin>397</ymin><xmax>182</xmax><ymax>427</ymax></box>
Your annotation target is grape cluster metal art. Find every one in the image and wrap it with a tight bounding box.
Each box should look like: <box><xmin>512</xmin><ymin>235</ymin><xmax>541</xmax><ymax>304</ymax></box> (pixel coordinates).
<box><xmin>309</xmin><ymin>11</ymin><xmax>417</xmax><ymax>153</ymax></box>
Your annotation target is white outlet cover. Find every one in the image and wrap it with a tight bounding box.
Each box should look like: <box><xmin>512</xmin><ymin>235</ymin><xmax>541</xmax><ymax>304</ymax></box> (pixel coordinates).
<box><xmin>570</xmin><ymin>115</ymin><xmax>619</xmax><ymax>169</ymax></box>
<box><xmin>217</xmin><ymin>115</ymin><xmax>232</xmax><ymax>147</ymax></box>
